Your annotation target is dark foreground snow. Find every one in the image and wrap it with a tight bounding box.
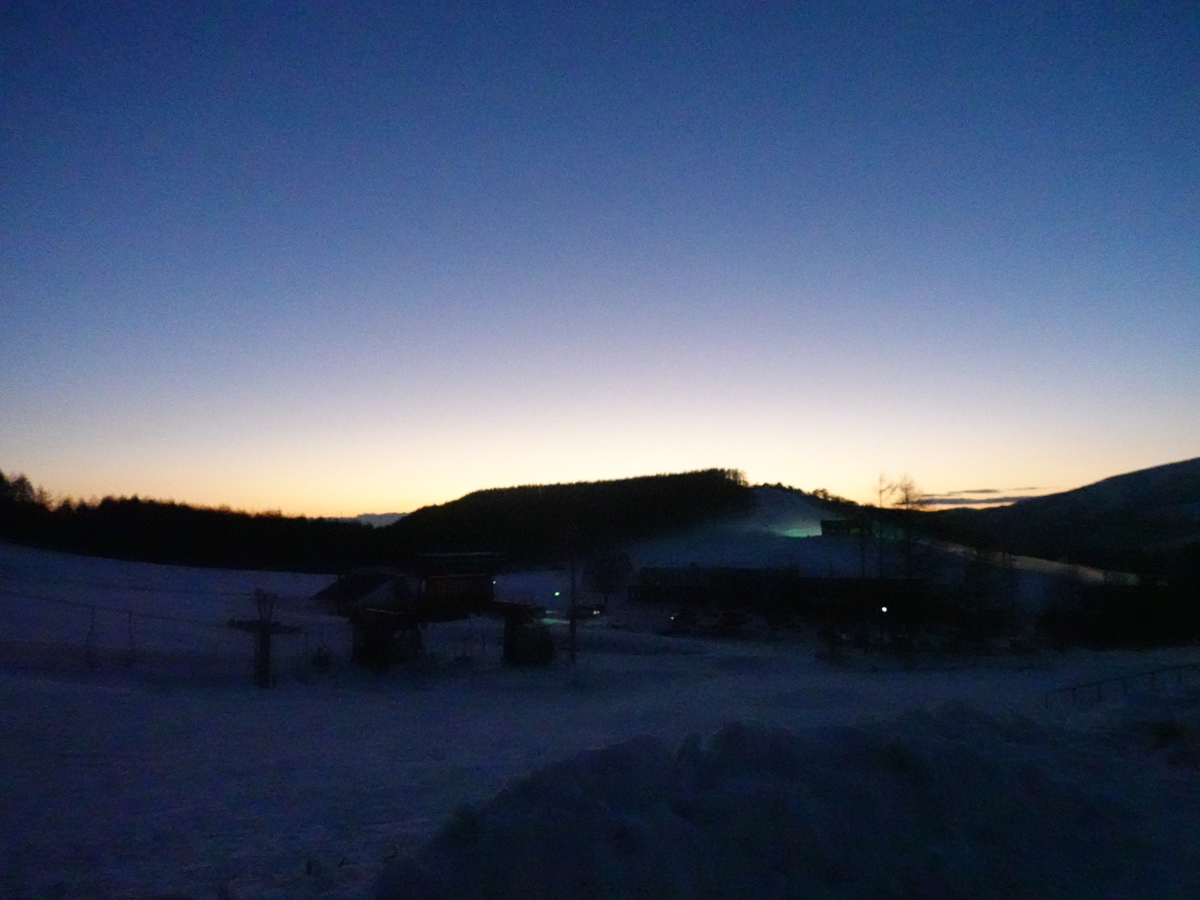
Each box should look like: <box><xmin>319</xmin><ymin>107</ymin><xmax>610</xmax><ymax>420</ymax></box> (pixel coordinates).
<box><xmin>379</xmin><ymin>705</ymin><xmax>1200</xmax><ymax>900</ymax></box>
<box><xmin>3</xmin><ymin>541</ymin><xmax>1199</xmax><ymax>899</ymax></box>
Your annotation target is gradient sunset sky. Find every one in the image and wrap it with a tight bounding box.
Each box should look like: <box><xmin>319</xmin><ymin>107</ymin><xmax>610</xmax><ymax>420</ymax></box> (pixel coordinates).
<box><xmin>3</xmin><ymin>1</ymin><xmax>1197</xmax><ymax>516</ymax></box>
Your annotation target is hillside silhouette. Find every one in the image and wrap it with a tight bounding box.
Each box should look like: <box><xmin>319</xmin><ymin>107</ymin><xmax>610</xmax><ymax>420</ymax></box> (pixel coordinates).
<box><xmin>928</xmin><ymin>456</ymin><xmax>1200</xmax><ymax>577</ymax></box>
<box><xmin>387</xmin><ymin>468</ymin><xmax>755</xmax><ymax>565</ymax></box>
<box><xmin>6</xmin><ymin>461</ymin><xmax>1198</xmax><ymax>580</ymax></box>
<box><xmin>0</xmin><ymin>468</ymin><xmax>754</xmax><ymax>572</ymax></box>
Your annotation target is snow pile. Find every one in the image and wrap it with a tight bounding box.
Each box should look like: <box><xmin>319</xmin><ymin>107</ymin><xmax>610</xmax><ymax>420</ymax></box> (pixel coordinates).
<box><xmin>1072</xmin><ymin>687</ymin><xmax>1200</xmax><ymax>769</ymax></box>
<box><xmin>377</xmin><ymin>704</ymin><xmax>1200</xmax><ymax>900</ymax></box>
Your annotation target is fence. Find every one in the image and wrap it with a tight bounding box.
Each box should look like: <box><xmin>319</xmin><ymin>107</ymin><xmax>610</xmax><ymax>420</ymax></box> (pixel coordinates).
<box><xmin>0</xmin><ymin>571</ymin><xmax>347</xmax><ymax>685</ymax></box>
<box><xmin>1043</xmin><ymin>660</ymin><xmax>1200</xmax><ymax>707</ymax></box>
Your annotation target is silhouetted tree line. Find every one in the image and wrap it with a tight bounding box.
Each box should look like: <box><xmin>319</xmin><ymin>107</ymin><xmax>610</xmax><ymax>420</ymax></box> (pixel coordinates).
<box><xmin>0</xmin><ymin>469</ymin><xmax>390</xmax><ymax>572</ymax></box>
<box><xmin>388</xmin><ymin>469</ymin><xmax>754</xmax><ymax>566</ymax></box>
<box><xmin>0</xmin><ymin>468</ymin><xmax>755</xmax><ymax>573</ymax></box>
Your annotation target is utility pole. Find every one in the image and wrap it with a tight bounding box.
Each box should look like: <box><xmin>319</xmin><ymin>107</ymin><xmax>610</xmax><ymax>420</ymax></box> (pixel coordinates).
<box><xmin>858</xmin><ymin>510</ymin><xmax>867</xmax><ymax>578</ymax></box>
<box><xmin>229</xmin><ymin>589</ymin><xmax>302</xmax><ymax>687</ymax></box>
<box><xmin>569</xmin><ymin>552</ymin><xmax>578</xmax><ymax>665</ymax></box>
<box><xmin>253</xmin><ymin>589</ymin><xmax>274</xmax><ymax>688</ymax></box>
<box><xmin>564</xmin><ymin>519</ymin><xmax>580</xmax><ymax>666</ymax></box>
<box><xmin>876</xmin><ymin>474</ymin><xmax>893</xmax><ymax>578</ymax></box>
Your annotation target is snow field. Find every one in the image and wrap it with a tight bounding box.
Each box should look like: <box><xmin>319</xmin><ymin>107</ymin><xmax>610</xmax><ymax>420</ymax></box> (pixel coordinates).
<box><xmin>2</xmin><ymin>541</ymin><xmax>1198</xmax><ymax>899</ymax></box>
<box><xmin>0</xmin><ymin>541</ymin><xmax>341</xmax><ymax>685</ymax></box>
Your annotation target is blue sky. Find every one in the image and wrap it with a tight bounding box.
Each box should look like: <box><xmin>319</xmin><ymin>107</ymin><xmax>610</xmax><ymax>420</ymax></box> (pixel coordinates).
<box><xmin>3</xmin><ymin>1</ymin><xmax>1197</xmax><ymax>515</ymax></box>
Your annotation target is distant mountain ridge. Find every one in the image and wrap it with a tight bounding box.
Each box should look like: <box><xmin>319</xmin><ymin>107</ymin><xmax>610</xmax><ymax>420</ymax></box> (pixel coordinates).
<box><xmin>928</xmin><ymin>456</ymin><xmax>1200</xmax><ymax>575</ymax></box>
<box><xmin>328</xmin><ymin>513</ymin><xmax>406</xmax><ymax>528</ymax></box>
<box><xmin>1006</xmin><ymin>456</ymin><xmax>1200</xmax><ymax>517</ymax></box>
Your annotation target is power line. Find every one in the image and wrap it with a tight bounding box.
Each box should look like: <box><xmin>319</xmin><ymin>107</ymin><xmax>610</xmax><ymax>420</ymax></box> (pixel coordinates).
<box><xmin>0</xmin><ymin>572</ymin><xmax>322</xmax><ymax>605</ymax></box>
<box><xmin>0</xmin><ymin>588</ymin><xmax>237</xmax><ymax>630</ymax></box>
<box><xmin>0</xmin><ymin>573</ymin><xmax>254</xmax><ymax>597</ymax></box>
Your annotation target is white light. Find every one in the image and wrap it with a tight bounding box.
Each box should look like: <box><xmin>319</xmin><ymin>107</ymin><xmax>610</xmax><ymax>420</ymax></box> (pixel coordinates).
<box><xmin>881</xmin><ymin>606</ymin><xmax>888</xmax><ymax>613</ymax></box>
<box><xmin>554</xmin><ymin>591</ymin><xmax>561</xmax><ymax>597</ymax></box>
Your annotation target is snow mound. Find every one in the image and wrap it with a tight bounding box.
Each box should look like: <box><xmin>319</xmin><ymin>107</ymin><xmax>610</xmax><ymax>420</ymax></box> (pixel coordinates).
<box><xmin>1073</xmin><ymin>688</ymin><xmax>1200</xmax><ymax>769</ymax></box>
<box><xmin>377</xmin><ymin>705</ymin><xmax>1199</xmax><ymax>900</ymax></box>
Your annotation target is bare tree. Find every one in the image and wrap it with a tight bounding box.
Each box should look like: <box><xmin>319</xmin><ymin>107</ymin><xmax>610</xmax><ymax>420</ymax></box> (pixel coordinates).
<box><xmin>892</xmin><ymin>474</ymin><xmax>929</xmax><ymax>581</ymax></box>
<box><xmin>892</xmin><ymin>474</ymin><xmax>926</xmax><ymax>512</ymax></box>
<box><xmin>875</xmin><ymin>473</ymin><xmax>896</xmax><ymax>577</ymax></box>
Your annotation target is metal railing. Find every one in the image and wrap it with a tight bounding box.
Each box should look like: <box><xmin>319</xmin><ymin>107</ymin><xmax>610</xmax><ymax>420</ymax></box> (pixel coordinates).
<box><xmin>1044</xmin><ymin>660</ymin><xmax>1200</xmax><ymax>706</ymax></box>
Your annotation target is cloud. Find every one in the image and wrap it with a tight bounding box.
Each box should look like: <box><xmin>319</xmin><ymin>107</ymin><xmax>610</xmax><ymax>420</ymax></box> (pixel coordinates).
<box><xmin>922</xmin><ymin>495</ymin><xmax>1031</xmax><ymax>507</ymax></box>
<box><xmin>922</xmin><ymin>487</ymin><xmax>1048</xmax><ymax>508</ymax></box>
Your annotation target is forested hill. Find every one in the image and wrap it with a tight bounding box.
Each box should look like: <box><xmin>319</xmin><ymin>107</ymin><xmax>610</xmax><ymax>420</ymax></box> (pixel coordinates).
<box><xmin>0</xmin><ymin>468</ymin><xmax>754</xmax><ymax>572</ymax></box>
<box><xmin>388</xmin><ymin>469</ymin><xmax>755</xmax><ymax>565</ymax></box>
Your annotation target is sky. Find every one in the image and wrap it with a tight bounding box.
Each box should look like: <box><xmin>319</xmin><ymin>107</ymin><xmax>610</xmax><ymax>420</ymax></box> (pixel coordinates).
<box><xmin>2</xmin><ymin>0</ymin><xmax>1197</xmax><ymax>516</ymax></box>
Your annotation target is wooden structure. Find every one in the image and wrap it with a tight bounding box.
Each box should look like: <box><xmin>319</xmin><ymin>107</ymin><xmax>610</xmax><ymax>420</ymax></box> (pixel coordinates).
<box><xmin>820</xmin><ymin>517</ymin><xmax>873</xmax><ymax>538</ymax></box>
<box><xmin>314</xmin><ymin>553</ymin><xmax>546</xmax><ymax>670</ymax></box>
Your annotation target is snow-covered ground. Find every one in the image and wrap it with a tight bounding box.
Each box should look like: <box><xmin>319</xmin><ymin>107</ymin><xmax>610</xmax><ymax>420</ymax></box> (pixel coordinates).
<box><xmin>1</xmin><ymin>541</ymin><xmax>1198</xmax><ymax>899</ymax></box>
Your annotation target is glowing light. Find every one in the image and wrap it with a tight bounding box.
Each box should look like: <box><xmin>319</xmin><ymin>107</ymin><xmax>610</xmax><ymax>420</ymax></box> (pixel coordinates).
<box><xmin>881</xmin><ymin>607</ymin><xmax>888</xmax><ymax>613</ymax></box>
